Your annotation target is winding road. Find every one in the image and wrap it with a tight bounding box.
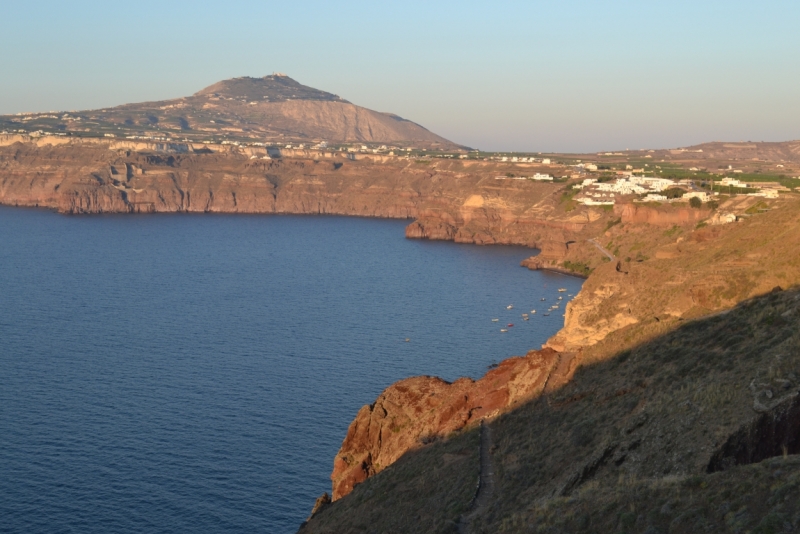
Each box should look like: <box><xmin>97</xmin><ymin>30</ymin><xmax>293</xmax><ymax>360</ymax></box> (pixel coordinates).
<box><xmin>588</xmin><ymin>238</ymin><xmax>615</xmax><ymax>261</ymax></box>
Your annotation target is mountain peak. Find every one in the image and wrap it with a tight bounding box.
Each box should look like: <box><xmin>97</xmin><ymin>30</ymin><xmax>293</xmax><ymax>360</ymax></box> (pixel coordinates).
<box><xmin>194</xmin><ymin>75</ymin><xmax>348</xmax><ymax>103</ymax></box>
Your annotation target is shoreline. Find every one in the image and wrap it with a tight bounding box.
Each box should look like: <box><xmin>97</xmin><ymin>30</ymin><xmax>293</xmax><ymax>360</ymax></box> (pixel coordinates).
<box><xmin>0</xmin><ymin>202</ymin><xmax>592</xmax><ymax>282</ymax></box>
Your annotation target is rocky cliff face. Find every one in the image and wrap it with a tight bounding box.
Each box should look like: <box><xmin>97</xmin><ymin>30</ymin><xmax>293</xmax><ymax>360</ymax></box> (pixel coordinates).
<box><xmin>0</xmin><ymin>140</ymin><xmax>610</xmax><ymax>249</ymax></box>
<box><xmin>616</xmin><ymin>203</ymin><xmax>710</xmax><ymax>226</ymax></box>
<box><xmin>330</xmin><ymin>192</ymin><xmax>800</xmax><ymax>500</ymax></box>
<box><xmin>330</xmin><ymin>348</ymin><xmax>575</xmax><ymax>500</ymax></box>
<box><xmin>9</xmin><ymin>138</ymin><xmax>796</xmax><ymax>511</ymax></box>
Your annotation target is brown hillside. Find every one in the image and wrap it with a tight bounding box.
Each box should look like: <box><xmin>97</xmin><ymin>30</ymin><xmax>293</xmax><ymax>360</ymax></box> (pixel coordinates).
<box><xmin>303</xmin><ymin>285</ymin><xmax>800</xmax><ymax>533</ymax></box>
<box><xmin>0</xmin><ymin>75</ymin><xmax>463</xmax><ymax>150</ymax></box>
<box><xmin>304</xmin><ymin>194</ymin><xmax>800</xmax><ymax>533</ymax></box>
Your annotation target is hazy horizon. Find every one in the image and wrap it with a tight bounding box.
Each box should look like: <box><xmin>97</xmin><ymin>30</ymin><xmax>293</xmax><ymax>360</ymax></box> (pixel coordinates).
<box><xmin>2</xmin><ymin>0</ymin><xmax>798</xmax><ymax>152</ymax></box>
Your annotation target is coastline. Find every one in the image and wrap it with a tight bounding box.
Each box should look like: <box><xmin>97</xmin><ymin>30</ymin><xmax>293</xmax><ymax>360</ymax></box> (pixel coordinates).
<box><xmin>0</xmin><ymin>140</ymin><xmax>622</xmax><ymax>512</ymax></box>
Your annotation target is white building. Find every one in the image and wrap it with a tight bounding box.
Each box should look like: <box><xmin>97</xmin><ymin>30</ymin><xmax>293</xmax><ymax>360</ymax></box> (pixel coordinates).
<box><xmin>720</xmin><ymin>177</ymin><xmax>748</xmax><ymax>188</ymax></box>
<box><xmin>682</xmin><ymin>191</ymin><xmax>710</xmax><ymax>202</ymax></box>
<box><xmin>577</xmin><ymin>197</ymin><xmax>614</xmax><ymax>206</ymax></box>
<box><xmin>750</xmin><ymin>189</ymin><xmax>779</xmax><ymax>199</ymax></box>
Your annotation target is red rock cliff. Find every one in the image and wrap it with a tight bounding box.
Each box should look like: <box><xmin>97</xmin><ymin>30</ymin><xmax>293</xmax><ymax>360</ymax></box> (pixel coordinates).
<box><xmin>330</xmin><ymin>348</ymin><xmax>576</xmax><ymax>499</ymax></box>
<box><xmin>0</xmin><ymin>140</ymin><xmax>611</xmax><ymax>248</ymax></box>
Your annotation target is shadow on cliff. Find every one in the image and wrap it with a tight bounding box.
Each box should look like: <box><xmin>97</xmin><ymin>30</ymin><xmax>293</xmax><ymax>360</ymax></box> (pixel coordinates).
<box><xmin>303</xmin><ymin>285</ymin><xmax>800</xmax><ymax>534</ymax></box>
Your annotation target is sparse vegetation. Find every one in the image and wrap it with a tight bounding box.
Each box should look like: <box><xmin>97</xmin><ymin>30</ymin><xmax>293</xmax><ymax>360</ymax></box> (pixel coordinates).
<box><xmin>663</xmin><ymin>187</ymin><xmax>687</xmax><ymax>199</ymax></box>
<box><xmin>308</xmin><ymin>287</ymin><xmax>800</xmax><ymax>534</ymax></box>
<box><xmin>605</xmin><ymin>217</ymin><xmax>622</xmax><ymax>231</ymax></box>
<box><xmin>301</xmin><ymin>428</ymin><xmax>480</xmax><ymax>533</ymax></box>
<box><xmin>560</xmin><ymin>185</ymin><xmax>578</xmax><ymax>212</ymax></box>
<box><xmin>746</xmin><ymin>201</ymin><xmax>769</xmax><ymax>215</ymax></box>
<box><xmin>563</xmin><ymin>260</ymin><xmax>593</xmax><ymax>276</ymax></box>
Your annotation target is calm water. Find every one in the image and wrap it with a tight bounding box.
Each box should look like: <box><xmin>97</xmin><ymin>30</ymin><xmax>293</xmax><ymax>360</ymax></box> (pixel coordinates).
<box><xmin>0</xmin><ymin>207</ymin><xmax>582</xmax><ymax>533</ymax></box>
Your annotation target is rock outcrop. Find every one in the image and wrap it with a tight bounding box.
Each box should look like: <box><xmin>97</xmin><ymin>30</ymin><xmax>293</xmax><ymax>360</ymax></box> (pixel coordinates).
<box><xmin>615</xmin><ymin>203</ymin><xmax>710</xmax><ymax>226</ymax></box>
<box><xmin>330</xmin><ymin>193</ymin><xmax>800</xmax><ymax>500</ymax></box>
<box><xmin>331</xmin><ymin>348</ymin><xmax>574</xmax><ymax>500</ymax></box>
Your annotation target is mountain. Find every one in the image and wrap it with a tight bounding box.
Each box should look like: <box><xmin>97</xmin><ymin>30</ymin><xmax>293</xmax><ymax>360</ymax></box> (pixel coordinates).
<box><xmin>194</xmin><ymin>74</ymin><xmax>348</xmax><ymax>102</ymax></box>
<box><xmin>0</xmin><ymin>74</ymin><xmax>464</xmax><ymax>150</ymax></box>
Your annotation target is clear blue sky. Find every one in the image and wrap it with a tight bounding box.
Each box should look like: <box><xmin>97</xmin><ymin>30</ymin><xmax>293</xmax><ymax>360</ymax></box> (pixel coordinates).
<box><xmin>2</xmin><ymin>1</ymin><xmax>799</xmax><ymax>152</ymax></box>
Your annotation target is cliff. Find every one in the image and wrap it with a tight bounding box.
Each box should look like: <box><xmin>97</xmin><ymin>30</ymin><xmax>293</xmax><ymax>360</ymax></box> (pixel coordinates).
<box><xmin>321</xmin><ymin>191</ymin><xmax>800</xmax><ymax>513</ymax></box>
<box><xmin>5</xmin><ymin>137</ymin><xmax>800</xmax><ymax>532</ymax></box>
<box><xmin>331</xmin><ymin>348</ymin><xmax>575</xmax><ymax>500</ymax></box>
<box><xmin>303</xmin><ymin>285</ymin><xmax>800</xmax><ymax>533</ymax></box>
<box><xmin>0</xmin><ymin>139</ymin><xmax>612</xmax><ymax>249</ymax></box>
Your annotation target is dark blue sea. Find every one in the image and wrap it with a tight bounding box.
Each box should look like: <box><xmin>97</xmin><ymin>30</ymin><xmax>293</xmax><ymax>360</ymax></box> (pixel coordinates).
<box><xmin>0</xmin><ymin>207</ymin><xmax>583</xmax><ymax>533</ymax></box>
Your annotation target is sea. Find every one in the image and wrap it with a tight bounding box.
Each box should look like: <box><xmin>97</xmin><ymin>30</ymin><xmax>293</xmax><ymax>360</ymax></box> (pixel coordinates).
<box><xmin>0</xmin><ymin>206</ymin><xmax>583</xmax><ymax>533</ymax></box>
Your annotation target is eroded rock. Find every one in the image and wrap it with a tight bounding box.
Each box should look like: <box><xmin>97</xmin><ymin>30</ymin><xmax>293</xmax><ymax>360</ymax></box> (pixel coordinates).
<box><xmin>331</xmin><ymin>348</ymin><xmax>564</xmax><ymax>499</ymax></box>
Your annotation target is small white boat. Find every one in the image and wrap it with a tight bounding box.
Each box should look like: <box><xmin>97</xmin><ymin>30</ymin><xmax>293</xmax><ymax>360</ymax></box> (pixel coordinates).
<box><xmin>530</xmin><ymin>310</ymin><xmax>536</xmax><ymax>314</ymax></box>
<box><xmin>492</xmin><ymin>318</ymin><xmax>499</xmax><ymax>322</ymax></box>
<box><xmin>507</xmin><ymin>305</ymin><xmax>514</xmax><ymax>309</ymax></box>
<box><xmin>558</xmin><ymin>296</ymin><xmax>563</xmax><ymax>300</ymax></box>
<box><xmin>558</xmin><ymin>288</ymin><xmax>567</xmax><ymax>292</ymax></box>
<box><xmin>541</xmin><ymin>298</ymin><xmax>546</xmax><ymax>301</ymax></box>
<box><xmin>521</xmin><ymin>313</ymin><xmax>528</xmax><ymax>317</ymax></box>
<box><xmin>523</xmin><ymin>317</ymin><xmax>529</xmax><ymax>321</ymax></box>
<box><xmin>500</xmin><ymin>329</ymin><xmax>508</xmax><ymax>332</ymax></box>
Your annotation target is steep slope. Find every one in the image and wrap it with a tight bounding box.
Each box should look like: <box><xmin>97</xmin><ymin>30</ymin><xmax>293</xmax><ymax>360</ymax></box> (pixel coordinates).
<box><xmin>302</xmin><ymin>195</ymin><xmax>800</xmax><ymax>532</ymax></box>
<box><xmin>302</xmin><ymin>284</ymin><xmax>800</xmax><ymax>534</ymax></box>
<box><xmin>0</xmin><ymin>74</ymin><xmax>463</xmax><ymax>149</ymax></box>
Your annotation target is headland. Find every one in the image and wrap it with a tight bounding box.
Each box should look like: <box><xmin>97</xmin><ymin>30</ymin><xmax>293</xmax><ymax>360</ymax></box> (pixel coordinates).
<box><xmin>4</xmin><ymin>77</ymin><xmax>800</xmax><ymax>532</ymax></box>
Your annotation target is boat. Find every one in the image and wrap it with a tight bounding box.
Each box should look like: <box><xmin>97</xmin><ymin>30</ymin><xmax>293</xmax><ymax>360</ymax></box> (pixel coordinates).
<box><xmin>521</xmin><ymin>313</ymin><xmax>528</xmax><ymax>317</ymax></box>
<box><xmin>543</xmin><ymin>313</ymin><xmax>550</xmax><ymax>316</ymax></box>
<box><xmin>492</xmin><ymin>318</ymin><xmax>499</xmax><ymax>322</ymax></box>
<box><xmin>558</xmin><ymin>288</ymin><xmax>567</xmax><ymax>292</ymax></box>
<box><xmin>500</xmin><ymin>329</ymin><xmax>508</xmax><ymax>332</ymax></box>
<box><xmin>506</xmin><ymin>305</ymin><xmax>514</xmax><ymax>309</ymax></box>
<box><xmin>507</xmin><ymin>323</ymin><xmax>514</xmax><ymax>327</ymax></box>
<box><xmin>523</xmin><ymin>317</ymin><xmax>529</xmax><ymax>321</ymax></box>
<box><xmin>558</xmin><ymin>296</ymin><xmax>563</xmax><ymax>300</ymax></box>
<box><xmin>541</xmin><ymin>298</ymin><xmax>546</xmax><ymax>301</ymax></box>
<box><xmin>530</xmin><ymin>310</ymin><xmax>536</xmax><ymax>314</ymax></box>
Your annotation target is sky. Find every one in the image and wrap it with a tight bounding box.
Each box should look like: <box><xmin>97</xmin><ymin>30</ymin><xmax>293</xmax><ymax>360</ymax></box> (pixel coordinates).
<box><xmin>2</xmin><ymin>0</ymin><xmax>799</xmax><ymax>152</ymax></box>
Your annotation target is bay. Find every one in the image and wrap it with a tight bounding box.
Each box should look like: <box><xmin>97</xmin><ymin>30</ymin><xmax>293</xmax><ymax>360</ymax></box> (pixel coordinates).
<box><xmin>0</xmin><ymin>207</ymin><xmax>582</xmax><ymax>532</ymax></box>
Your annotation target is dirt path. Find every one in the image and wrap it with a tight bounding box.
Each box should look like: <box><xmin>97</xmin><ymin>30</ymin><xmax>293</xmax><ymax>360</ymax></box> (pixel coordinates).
<box><xmin>588</xmin><ymin>238</ymin><xmax>615</xmax><ymax>261</ymax></box>
<box><xmin>458</xmin><ymin>420</ymin><xmax>495</xmax><ymax>534</ymax></box>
